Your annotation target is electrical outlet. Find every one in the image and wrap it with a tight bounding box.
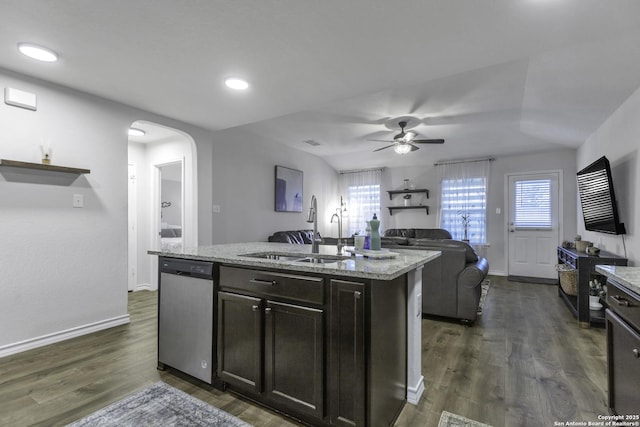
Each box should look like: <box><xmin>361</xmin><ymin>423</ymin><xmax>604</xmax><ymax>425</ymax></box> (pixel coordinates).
<box><xmin>212</xmin><ymin>204</ymin><xmax>221</xmax><ymax>213</ymax></box>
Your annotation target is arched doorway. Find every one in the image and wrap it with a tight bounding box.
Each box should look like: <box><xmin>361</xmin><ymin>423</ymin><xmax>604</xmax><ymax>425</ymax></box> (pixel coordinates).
<box><xmin>127</xmin><ymin>120</ymin><xmax>198</xmax><ymax>291</ymax></box>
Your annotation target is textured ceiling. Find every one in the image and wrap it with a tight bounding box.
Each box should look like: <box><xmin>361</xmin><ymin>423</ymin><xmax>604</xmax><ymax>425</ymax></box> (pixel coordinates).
<box><xmin>2</xmin><ymin>1</ymin><xmax>640</xmax><ymax>169</ymax></box>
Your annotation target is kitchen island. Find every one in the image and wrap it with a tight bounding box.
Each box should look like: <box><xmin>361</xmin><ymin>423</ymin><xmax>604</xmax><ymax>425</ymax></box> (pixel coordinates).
<box><xmin>149</xmin><ymin>242</ymin><xmax>440</xmax><ymax>427</ymax></box>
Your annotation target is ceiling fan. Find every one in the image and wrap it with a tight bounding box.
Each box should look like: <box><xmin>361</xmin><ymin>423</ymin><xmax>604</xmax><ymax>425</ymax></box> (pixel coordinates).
<box><xmin>370</xmin><ymin>121</ymin><xmax>444</xmax><ymax>154</ymax></box>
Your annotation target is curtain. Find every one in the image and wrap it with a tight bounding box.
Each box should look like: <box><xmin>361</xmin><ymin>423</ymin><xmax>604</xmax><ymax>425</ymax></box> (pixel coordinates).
<box><xmin>436</xmin><ymin>159</ymin><xmax>491</xmax><ymax>244</ymax></box>
<box><xmin>339</xmin><ymin>169</ymin><xmax>382</xmax><ymax>237</ymax></box>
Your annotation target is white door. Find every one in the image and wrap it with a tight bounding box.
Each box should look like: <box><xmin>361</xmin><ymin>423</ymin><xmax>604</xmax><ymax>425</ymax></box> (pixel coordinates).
<box><xmin>507</xmin><ymin>172</ymin><xmax>561</xmax><ymax>280</ymax></box>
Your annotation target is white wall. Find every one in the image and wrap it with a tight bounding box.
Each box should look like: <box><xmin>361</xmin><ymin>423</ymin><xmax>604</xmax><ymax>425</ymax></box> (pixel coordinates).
<box><xmin>0</xmin><ymin>68</ymin><xmax>212</xmax><ymax>356</ymax></box>
<box><xmin>577</xmin><ymin>86</ymin><xmax>640</xmax><ymax>265</ymax></box>
<box><xmin>210</xmin><ymin>127</ymin><xmax>339</xmax><ymax>243</ymax></box>
<box><xmin>382</xmin><ymin>149</ymin><xmax>578</xmax><ymax>275</ymax></box>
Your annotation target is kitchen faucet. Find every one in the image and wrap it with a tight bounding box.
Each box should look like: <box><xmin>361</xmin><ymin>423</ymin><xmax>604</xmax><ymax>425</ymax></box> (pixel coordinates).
<box><xmin>330</xmin><ymin>207</ymin><xmax>344</xmax><ymax>255</ymax></box>
<box><xmin>306</xmin><ymin>195</ymin><xmax>321</xmax><ymax>253</ymax></box>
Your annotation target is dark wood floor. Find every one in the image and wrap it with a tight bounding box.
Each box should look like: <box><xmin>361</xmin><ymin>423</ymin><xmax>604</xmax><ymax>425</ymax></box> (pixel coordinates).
<box><xmin>0</xmin><ymin>275</ymin><xmax>607</xmax><ymax>427</ymax></box>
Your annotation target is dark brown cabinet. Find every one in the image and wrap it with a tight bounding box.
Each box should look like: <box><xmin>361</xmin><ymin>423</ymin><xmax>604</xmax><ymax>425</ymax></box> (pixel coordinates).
<box><xmin>218</xmin><ymin>267</ymin><xmax>325</xmax><ymax>421</ymax></box>
<box><xmin>605</xmin><ymin>278</ymin><xmax>640</xmax><ymax>415</ymax></box>
<box><xmin>217</xmin><ymin>291</ymin><xmax>263</xmax><ymax>392</ymax></box>
<box><xmin>217</xmin><ymin>265</ymin><xmax>408</xmax><ymax>427</ymax></box>
<box><xmin>265</xmin><ymin>301</ymin><xmax>324</xmax><ymax>419</ymax></box>
<box><xmin>329</xmin><ymin>280</ymin><xmax>365</xmax><ymax>427</ymax></box>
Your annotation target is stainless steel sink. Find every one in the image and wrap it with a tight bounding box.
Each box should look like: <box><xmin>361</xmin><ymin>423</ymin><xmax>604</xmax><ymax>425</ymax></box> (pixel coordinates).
<box><xmin>240</xmin><ymin>252</ymin><xmax>349</xmax><ymax>264</ymax></box>
<box><xmin>239</xmin><ymin>252</ymin><xmax>305</xmax><ymax>261</ymax></box>
<box><xmin>296</xmin><ymin>255</ymin><xmax>350</xmax><ymax>264</ymax></box>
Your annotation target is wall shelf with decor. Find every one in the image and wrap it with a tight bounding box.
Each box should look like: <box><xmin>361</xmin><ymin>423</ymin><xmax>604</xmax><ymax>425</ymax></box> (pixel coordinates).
<box><xmin>387</xmin><ymin>189</ymin><xmax>429</xmax><ymax>200</ymax></box>
<box><xmin>388</xmin><ymin>206</ymin><xmax>429</xmax><ymax>216</ymax></box>
<box><xmin>0</xmin><ymin>159</ymin><xmax>90</xmax><ymax>175</ymax></box>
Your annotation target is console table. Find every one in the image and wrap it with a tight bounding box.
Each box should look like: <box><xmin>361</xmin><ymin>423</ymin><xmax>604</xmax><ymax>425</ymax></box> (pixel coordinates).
<box><xmin>557</xmin><ymin>246</ymin><xmax>627</xmax><ymax>328</ymax></box>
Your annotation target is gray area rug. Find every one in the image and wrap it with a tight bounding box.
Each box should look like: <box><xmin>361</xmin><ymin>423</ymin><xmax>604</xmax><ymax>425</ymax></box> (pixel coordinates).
<box><xmin>438</xmin><ymin>410</ymin><xmax>493</xmax><ymax>427</ymax></box>
<box><xmin>67</xmin><ymin>382</ymin><xmax>252</xmax><ymax>427</ymax></box>
<box><xmin>477</xmin><ymin>279</ymin><xmax>491</xmax><ymax>314</ymax></box>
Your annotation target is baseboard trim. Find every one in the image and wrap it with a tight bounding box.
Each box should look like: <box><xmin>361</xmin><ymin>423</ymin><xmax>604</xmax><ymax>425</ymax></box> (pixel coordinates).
<box><xmin>0</xmin><ymin>314</ymin><xmax>130</xmax><ymax>358</ymax></box>
<box><xmin>508</xmin><ymin>275</ymin><xmax>558</xmax><ymax>285</ymax></box>
<box><xmin>407</xmin><ymin>375</ymin><xmax>425</xmax><ymax>404</ymax></box>
<box><xmin>134</xmin><ymin>283</ymin><xmax>154</xmax><ymax>292</ymax></box>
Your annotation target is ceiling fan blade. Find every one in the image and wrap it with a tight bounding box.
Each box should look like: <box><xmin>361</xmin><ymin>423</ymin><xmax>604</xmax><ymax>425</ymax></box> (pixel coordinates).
<box><xmin>412</xmin><ymin>139</ymin><xmax>445</xmax><ymax>144</ymax></box>
<box><xmin>373</xmin><ymin>144</ymin><xmax>396</xmax><ymax>152</ymax></box>
<box><xmin>409</xmin><ymin>143</ymin><xmax>420</xmax><ymax>151</ymax></box>
<box><xmin>367</xmin><ymin>138</ymin><xmax>394</xmax><ymax>143</ymax></box>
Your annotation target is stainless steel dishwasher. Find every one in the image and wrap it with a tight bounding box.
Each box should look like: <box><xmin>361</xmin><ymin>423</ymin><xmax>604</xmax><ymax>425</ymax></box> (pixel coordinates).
<box><xmin>158</xmin><ymin>257</ymin><xmax>214</xmax><ymax>384</ymax></box>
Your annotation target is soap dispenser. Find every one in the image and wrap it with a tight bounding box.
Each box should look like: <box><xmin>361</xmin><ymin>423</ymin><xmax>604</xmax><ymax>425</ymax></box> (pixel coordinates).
<box><xmin>369</xmin><ymin>213</ymin><xmax>381</xmax><ymax>250</ymax></box>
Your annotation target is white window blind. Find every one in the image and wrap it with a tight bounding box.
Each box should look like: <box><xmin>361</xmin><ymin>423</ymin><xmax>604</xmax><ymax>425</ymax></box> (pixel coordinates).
<box><xmin>514</xmin><ymin>179</ymin><xmax>552</xmax><ymax>229</ymax></box>
<box><xmin>340</xmin><ymin>169</ymin><xmax>382</xmax><ymax>237</ymax></box>
<box><xmin>440</xmin><ymin>177</ymin><xmax>487</xmax><ymax>243</ymax></box>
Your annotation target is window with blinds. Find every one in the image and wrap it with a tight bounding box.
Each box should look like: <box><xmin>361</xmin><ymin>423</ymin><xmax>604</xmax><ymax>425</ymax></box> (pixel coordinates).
<box><xmin>440</xmin><ymin>177</ymin><xmax>487</xmax><ymax>244</ymax></box>
<box><xmin>513</xmin><ymin>179</ymin><xmax>552</xmax><ymax>229</ymax></box>
<box><xmin>346</xmin><ymin>184</ymin><xmax>380</xmax><ymax>236</ymax></box>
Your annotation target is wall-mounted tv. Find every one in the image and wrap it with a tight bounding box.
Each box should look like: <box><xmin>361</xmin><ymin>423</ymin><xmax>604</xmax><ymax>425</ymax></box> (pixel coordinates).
<box><xmin>576</xmin><ymin>156</ymin><xmax>626</xmax><ymax>235</ymax></box>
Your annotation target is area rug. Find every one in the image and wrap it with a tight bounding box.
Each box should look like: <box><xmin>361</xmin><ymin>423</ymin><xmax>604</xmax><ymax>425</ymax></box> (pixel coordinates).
<box><xmin>438</xmin><ymin>410</ymin><xmax>493</xmax><ymax>427</ymax></box>
<box><xmin>477</xmin><ymin>279</ymin><xmax>491</xmax><ymax>314</ymax></box>
<box><xmin>67</xmin><ymin>382</ymin><xmax>252</xmax><ymax>427</ymax></box>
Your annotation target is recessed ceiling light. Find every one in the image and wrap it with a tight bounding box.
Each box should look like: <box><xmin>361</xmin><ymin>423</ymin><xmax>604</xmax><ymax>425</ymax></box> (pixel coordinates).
<box><xmin>128</xmin><ymin>128</ymin><xmax>146</xmax><ymax>137</ymax></box>
<box><xmin>224</xmin><ymin>78</ymin><xmax>249</xmax><ymax>90</ymax></box>
<box><xmin>17</xmin><ymin>43</ymin><xmax>58</xmax><ymax>62</ymax></box>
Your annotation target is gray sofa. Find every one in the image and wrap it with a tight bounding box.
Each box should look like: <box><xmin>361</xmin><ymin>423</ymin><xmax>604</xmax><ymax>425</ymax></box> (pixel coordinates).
<box><xmin>381</xmin><ymin>228</ymin><xmax>489</xmax><ymax>323</ymax></box>
<box><xmin>266</xmin><ymin>228</ymin><xmax>489</xmax><ymax>323</ymax></box>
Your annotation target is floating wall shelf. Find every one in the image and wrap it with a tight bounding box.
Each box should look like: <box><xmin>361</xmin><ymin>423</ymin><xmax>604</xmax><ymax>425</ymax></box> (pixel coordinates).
<box><xmin>0</xmin><ymin>159</ymin><xmax>90</xmax><ymax>175</ymax></box>
<box><xmin>387</xmin><ymin>189</ymin><xmax>429</xmax><ymax>200</ymax></box>
<box><xmin>388</xmin><ymin>206</ymin><xmax>429</xmax><ymax>216</ymax></box>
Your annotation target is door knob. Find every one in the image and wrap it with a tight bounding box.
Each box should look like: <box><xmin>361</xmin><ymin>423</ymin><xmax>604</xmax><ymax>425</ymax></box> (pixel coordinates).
<box><xmin>633</xmin><ymin>348</ymin><xmax>639</xmax><ymax>359</ymax></box>
<box><xmin>251</xmin><ymin>304</ymin><xmax>260</xmax><ymax>311</ymax></box>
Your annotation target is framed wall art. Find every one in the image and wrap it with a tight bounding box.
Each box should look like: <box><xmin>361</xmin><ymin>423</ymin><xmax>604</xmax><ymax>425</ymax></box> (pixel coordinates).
<box><xmin>275</xmin><ymin>165</ymin><xmax>303</xmax><ymax>212</ymax></box>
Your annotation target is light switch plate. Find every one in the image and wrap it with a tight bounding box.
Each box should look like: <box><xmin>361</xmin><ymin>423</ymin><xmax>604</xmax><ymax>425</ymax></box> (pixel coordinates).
<box><xmin>73</xmin><ymin>194</ymin><xmax>84</xmax><ymax>208</ymax></box>
<box><xmin>212</xmin><ymin>204</ymin><xmax>221</xmax><ymax>213</ymax></box>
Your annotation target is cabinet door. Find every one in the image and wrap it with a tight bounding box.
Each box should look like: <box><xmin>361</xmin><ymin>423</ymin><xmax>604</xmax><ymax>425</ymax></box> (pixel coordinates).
<box><xmin>264</xmin><ymin>301</ymin><xmax>324</xmax><ymax>419</ymax></box>
<box><xmin>217</xmin><ymin>291</ymin><xmax>263</xmax><ymax>393</ymax></box>
<box><xmin>329</xmin><ymin>280</ymin><xmax>366</xmax><ymax>427</ymax></box>
<box><xmin>606</xmin><ymin>309</ymin><xmax>640</xmax><ymax>415</ymax></box>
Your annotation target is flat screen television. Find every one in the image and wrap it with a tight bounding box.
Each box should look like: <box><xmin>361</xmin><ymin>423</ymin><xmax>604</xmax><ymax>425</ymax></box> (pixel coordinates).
<box><xmin>576</xmin><ymin>156</ymin><xmax>626</xmax><ymax>235</ymax></box>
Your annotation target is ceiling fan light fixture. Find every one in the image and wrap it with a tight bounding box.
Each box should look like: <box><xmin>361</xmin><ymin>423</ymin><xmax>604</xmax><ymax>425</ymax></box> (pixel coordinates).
<box><xmin>394</xmin><ymin>143</ymin><xmax>412</xmax><ymax>155</ymax></box>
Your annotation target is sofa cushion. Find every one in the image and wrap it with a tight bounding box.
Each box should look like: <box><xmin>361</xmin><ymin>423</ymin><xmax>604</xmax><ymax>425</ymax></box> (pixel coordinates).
<box><xmin>268</xmin><ymin>230</ymin><xmax>320</xmax><ymax>244</ymax></box>
<box><xmin>383</xmin><ymin>229</ymin><xmax>415</xmax><ymax>238</ymax></box>
<box><xmin>413</xmin><ymin>229</ymin><xmax>452</xmax><ymax>239</ymax></box>
<box><xmin>380</xmin><ymin>236</ymin><xmax>410</xmax><ymax>246</ymax></box>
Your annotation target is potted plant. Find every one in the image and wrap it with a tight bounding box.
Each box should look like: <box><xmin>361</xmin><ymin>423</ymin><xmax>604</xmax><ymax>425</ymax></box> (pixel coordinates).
<box><xmin>458</xmin><ymin>211</ymin><xmax>471</xmax><ymax>242</ymax></box>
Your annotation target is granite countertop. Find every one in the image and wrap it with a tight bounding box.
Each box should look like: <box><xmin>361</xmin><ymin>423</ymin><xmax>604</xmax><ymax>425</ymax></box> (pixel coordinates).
<box><xmin>595</xmin><ymin>265</ymin><xmax>640</xmax><ymax>295</ymax></box>
<box><xmin>148</xmin><ymin>242</ymin><xmax>441</xmax><ymax>280</ymax></box>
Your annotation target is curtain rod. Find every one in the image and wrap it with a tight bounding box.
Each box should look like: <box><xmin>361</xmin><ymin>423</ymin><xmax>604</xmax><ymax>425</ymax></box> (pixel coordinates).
<box><xmin>433</xmin><ymin>157</ymin><xmax>495</xmax><ymax>166</ymax></box>
<box><xmin>339</xmin><ymin>167</ymin><xmax>385</xmax><ymax>174</ymax></box>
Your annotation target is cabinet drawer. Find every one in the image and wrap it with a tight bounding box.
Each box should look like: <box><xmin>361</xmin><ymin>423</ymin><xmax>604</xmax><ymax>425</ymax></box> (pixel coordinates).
<box><xmin>220</xmin><ymin>266</ymin><xmax>324</xmax><ymax>305</ymax></box>
<box><xmin>607</xmin><ymin>280</ymin><xmax>640</xmax><ymax>331</ymax></box>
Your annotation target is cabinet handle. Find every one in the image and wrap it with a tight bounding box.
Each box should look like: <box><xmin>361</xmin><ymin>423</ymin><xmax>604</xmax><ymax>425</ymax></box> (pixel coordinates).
<box><xmin>250</xmin><ymin>278</ymin><xmax>277</xmax><ymax>286</ymax></box>
<box><xmin>611</xmin><ymin>295</ymin><xmax>631</xmax><ymax>307</ymax></box>
<box><xmin>633</xmin><ymin>349</ymin><xmax>639</xmax><ymax>359</ymax></box>
<box><xmin>251</xmin><ymin>304</ymin><xmax>260</xmax><ymax>312</ymax></box>
<box><xmin>354</xmin><ymin>291</ymin><xmax>361</xmax><ymax>300</ymax></box>
<box><xmin>265</xmin><ymin>307</ymin><xmax>272</xmax><ymax>315</ymax></box>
